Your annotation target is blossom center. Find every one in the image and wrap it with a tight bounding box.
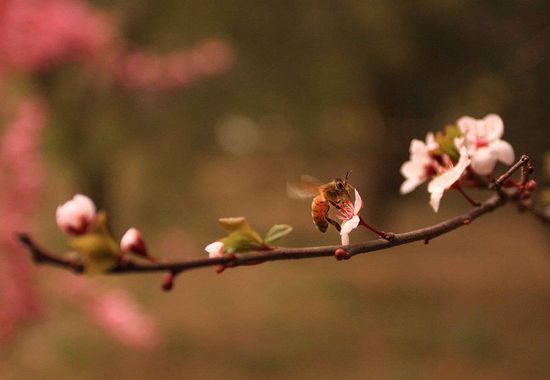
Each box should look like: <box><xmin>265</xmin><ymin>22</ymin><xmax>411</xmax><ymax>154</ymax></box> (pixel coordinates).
<box><xmin>335</xmin><ymin>200</ymin><xmax>355</xmax><ymax>221</ymax></box>
<box><xmin>476</xmin><ymin>137</ymin><xmax>489</xmax><ymax>148</ymax></box>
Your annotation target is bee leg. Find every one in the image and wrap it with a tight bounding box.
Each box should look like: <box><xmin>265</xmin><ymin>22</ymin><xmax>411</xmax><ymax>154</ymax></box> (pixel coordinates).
<box><xmin>328</xmin><ymin>200</ymin><xmax>342</xmax><ymax>210</ymax></box>
<box><xmin>325</xmin><ymin>216</ymin><xmax>341</xmax><ymax>232</ymax></box>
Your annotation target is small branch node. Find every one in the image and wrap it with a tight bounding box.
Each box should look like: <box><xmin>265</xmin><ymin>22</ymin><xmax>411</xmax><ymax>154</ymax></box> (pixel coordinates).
<box><xmin>334</xmin><ymin>248</ymin><xmax>351</xmax><ymax>261</ymax></box>
<box><xmin>161</xmin><ymin>271</ymin><xmax>179</xmax><ymax>291</ymax></box>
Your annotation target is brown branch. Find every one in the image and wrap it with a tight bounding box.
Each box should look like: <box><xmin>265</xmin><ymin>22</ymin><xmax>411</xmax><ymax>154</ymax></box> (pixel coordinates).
<box><xmin>17</xmin><ymin>192</ymin><xmax>506</xmax><ymax>275</ymax></box>
<box><xmin>15</xmin><ymin>155</ymin><xmax>537</xmax><ymax>290</ymax></box>
<box><xmin>16</xmin><ymin>233</ymin><xmax>84</xmax><ymax>273</ymax></box>
<box><xmin>490</xmin><ymin>155</ymin><xmax>531</xmax><ymax>190</ymax></box>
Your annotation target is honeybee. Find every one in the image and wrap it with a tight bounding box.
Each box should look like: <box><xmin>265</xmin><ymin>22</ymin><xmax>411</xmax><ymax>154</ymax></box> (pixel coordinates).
<box><xmin>288</xmin><ymin>172</ymin><xmax>353</xmax><ymax>233</ymax></box>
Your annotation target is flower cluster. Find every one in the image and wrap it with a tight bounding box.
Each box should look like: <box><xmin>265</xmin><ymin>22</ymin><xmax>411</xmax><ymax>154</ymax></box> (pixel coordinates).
<box><xmin>56</xmin><ymin>194</ymin><xmax>156</xmax><ymax>272</ymax></box>
<box><xmin>0</xmin><ymin>0</ymin><xmax>234</xmax><ymax>89</ymax></box>
<box><xmin>400</xmin><ymin>114</ymin><xmax>515</xmax><ymax>212</ymax></box>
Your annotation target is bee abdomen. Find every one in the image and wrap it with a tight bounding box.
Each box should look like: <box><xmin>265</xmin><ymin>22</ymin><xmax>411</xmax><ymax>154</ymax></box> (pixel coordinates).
<box><xmin>311</xmin><ymin>196</ymin><xmax>329</xmax><ymax>233</ymax></box>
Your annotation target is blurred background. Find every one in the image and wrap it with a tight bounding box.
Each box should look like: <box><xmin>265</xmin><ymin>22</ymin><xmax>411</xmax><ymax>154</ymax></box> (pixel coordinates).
<box><xmin>1</xmin><ymin>0</ymin><xmax>549</xmax><ymax>379</ymax></box>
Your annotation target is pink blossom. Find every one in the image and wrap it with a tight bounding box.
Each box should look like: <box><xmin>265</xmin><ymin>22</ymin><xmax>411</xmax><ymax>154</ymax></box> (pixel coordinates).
<box><xmin>0</xmin><ymin>0</ymin><xmax>233</xmax><ymax>91</ymax></box>
<box><xmin>0</xmin><ymin>0</ymin><xmax>113</xmax><ymax>72</ymax></box>
<box><xmin>457</xmin><ymin>114</ymin><xmax>515</xmax><ymax>175</ymax></box>
<box><xmin>56</xmin><ymin>194</ymin><xmax>97</xmax><ymax>235</ymax></box>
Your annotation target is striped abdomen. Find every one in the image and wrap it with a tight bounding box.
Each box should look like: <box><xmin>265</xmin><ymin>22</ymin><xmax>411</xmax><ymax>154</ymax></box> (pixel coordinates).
<box><xmin>311</xmin><ymin>194</ymin><xmax>329</xmax><ymax>232</ymax></box>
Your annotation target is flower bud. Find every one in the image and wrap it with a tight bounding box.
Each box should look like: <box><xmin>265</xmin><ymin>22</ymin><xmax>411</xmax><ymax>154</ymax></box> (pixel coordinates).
<box><xmin>524</xmin><ymin>179</ymin><xmax>537</xmax><ymax>193</ymax></box>
<box><xmin>205</xmin><ymin>241</ymin><xmax>226</xmax><ymax>273</ymax></box>
<box><xmin>120</xmin><ymin>228</ymin><xmax>148</xmax><ymax>257</ymax></box>
<box><xmin>56</xmin><ymin>194</ymin><xmax>97</xmax><ymax>235</ymax></box>
<box><xmin>204</xmin><ymin>241</ymin><xmax>224</xmax><ymax>258</ymax></box>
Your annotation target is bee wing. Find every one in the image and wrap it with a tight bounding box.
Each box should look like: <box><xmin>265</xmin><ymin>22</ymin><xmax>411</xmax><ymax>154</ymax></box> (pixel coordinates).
<box><xmin>287</xmin><ymin>175</ymin><xmax>322</xmax><ymax>199</ymax></box>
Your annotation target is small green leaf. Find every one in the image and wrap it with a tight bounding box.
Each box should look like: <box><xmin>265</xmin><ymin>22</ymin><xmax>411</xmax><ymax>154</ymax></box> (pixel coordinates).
<box><xmin>435</xmin><ymin>125</ymin><xmax>462</xmax><ymax>160</ymax></box>
<box><xmin>221</xmin><ymin>233</ymin><xmax>264</xmax><ymax>254</ymax></box>
<box><xmin>212</xmin><ymin>216</ymin><xmax>266</xmax><ymax>255</ymax></box>
<box><xmin>218</xmin><ymin>217</ymin><xmax>249</xmax><ymax>232</ymax></box>
<box><xmin>218</xmin><ymin>217</ymin><xmax>263</xmax><ymax>244</ymax></box>
<box><xmin>264</xmin><ymin>224</ymin><xmax>293</xmax><ymax>244</ymax></box>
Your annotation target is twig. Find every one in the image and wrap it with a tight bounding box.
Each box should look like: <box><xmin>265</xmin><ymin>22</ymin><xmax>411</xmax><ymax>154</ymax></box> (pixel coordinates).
<box><xmin>491</xmin><ymin>155</ymin><xmax>530</xmax><ymax>190</ymax></box>
<box><xmin>16</xmin><ymin>233</ymin><xmax>84</xmax><ymax>273</ymax></box>
<box><xmin>15</xmin><ymin>155</ymin><xmax>536</xmax><ymax>288</ymax></box>
<box><xmin>454</xmin><ymin>183</ymin><xmax>480</xmax><ymax>207</ymax></box>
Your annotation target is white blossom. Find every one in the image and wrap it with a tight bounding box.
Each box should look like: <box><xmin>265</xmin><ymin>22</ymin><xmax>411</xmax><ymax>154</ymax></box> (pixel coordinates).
<box><xmin>337</xmin><ymin>189</ymin><xmax>363</xmax><ymax>245</ymax></box>
<box><xmin>457</xmin><ymin>114</ymin><xmax>514</xmax><ymax>175</ymax></box>
<box><xmin>400</xmin><ymin>133</ymin><xmax>438</xmax><ymax>194</ymax></box>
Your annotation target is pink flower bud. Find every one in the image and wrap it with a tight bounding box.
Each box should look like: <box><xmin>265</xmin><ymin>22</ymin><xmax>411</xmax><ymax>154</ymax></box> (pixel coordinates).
<box><xmin>56</xmin><ymin>194</ymin><xmax>97</xmax><ymax>235</ymax></box>
<box><xmin>205</xmin><ymin>241</ymin><xmax>226</xmax><ymax>273</ymax></box>
<box><xmin>524</xmin><ymin>179</ymin><xmax>537</xmax><ymax>192</ymax></box>
<box><xmin>120</xmin><ymin>228</ymin><xmax>148</xmax><ymax>257</ymax></box>
<box><xmin>204</xmin><ymin>241</ymin><xmax>224</xmax><ymax>258</ymax></box>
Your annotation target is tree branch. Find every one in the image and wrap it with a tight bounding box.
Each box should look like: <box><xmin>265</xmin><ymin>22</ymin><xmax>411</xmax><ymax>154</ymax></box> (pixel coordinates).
<box><xmin>15</xmin><ymin>155</ymin><xmax>540</xmax><ymax>290</ymax></box>
<box><xmin>17</xmin><ymin>192</ymin><xmax>506</xmax><ymax>274</ymax></box>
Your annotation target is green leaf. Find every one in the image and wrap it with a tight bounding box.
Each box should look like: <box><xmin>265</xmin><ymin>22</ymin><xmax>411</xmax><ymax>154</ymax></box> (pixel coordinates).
<box><xmin>221</xmin><ymin>233</ymin><xmax>264</xmax><ymax>254</ymax></box>
<box><xmin>68</xmin><ymin>228</ymin><xmax>119</xmax><ymax>274</ymax></box>
<box><xmin>218</xmin><ymin>217</ymin><xmax>249</xmax><ymax>232</ymax></box>
<box><xmin>264</xmin><ymin>224</ymin><xmax>293</xmax><ymax>244</ymax></box>
<box><xmin>218</xmin><ymin>217</ymin><xmax>263</xmax><ymax>244</ymax></box>
<box><xmin>213</xmin><ymin>216</ymin><xmax>266</xmax><ymax>255</ymax></box>
<box><xmin>435</xmin><ymin>125</ymin><xmax>462</xmax><ymax>160</ymax></box>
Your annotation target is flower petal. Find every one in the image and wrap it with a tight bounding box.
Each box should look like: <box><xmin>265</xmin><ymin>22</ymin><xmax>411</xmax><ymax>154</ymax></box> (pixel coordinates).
<box><xmin>409</xmin><ymin>138</ymin><xmax>428</xmax><ymax>155</ymax></box>
<box><xmin>73</xmin><ymin>194</ymin><xmax>97</xmax><ymax>220</ymax></box>
<box><xmin>483</xmin><ymin>114</ymin><xmax>504</xmax><ymax>141</ymax></box>
<box><xmin>456</xmin><ymin>116</ymin><xmax>477</xmax><ymax>134</ymax></box>
<box><xmin>425</xmin><ymin>132</ymin><xmax>438</xmax><ymax>150</ymax></box>
<box><xmin>340</xmin><ymin>215</ymin><xmax>360</xmax><ymax>236</ymax></box>
<box><xmin>471</xmin><ymin>147</ymin><xmax>498</xmax><ymax>175</ymax></box>
<box><xmin>489</xmin><ymin>139</ymin><xmax>514</xmax><ymax>165</ymax></box>
<box><xmin>353</xmin><ymin>189</ymin><xmax>363</xmax><ymax>213</ymax></box>
<box><xmin>429</xmin><ymin>187</ymin><xmax>444</xmax><ymax>212</ymax></box>
<box><xmin>341</xmin><ymin>233</ymin><xmax>350</xmax><ymax>246</ymax></box>
<box><xmin>400</xmin><ymin>160</ymin><xmax>422</xmax><ymax>179</ymax></box>
<box><xmin>400</xmin><ymin>177</ymin><xmax>424</xmax><ymax>194</ymax></box>
<box><xmin>427</xmin><ymin>147</ymin><xmax>471</xmax><ymax>212</ymax></box>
